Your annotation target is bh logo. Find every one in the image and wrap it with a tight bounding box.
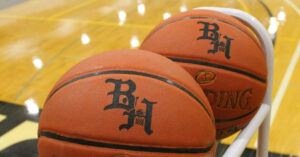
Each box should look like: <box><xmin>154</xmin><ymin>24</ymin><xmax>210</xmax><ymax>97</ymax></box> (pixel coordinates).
<box><xmin>197</xmin><ymin>21</ymin><xmax>234</xmax><ymax>59</ymax></box>
<box><xmin>104</xmin><ymin>79</ymin><xmax>156</xmax><ymax>135</ymax></box>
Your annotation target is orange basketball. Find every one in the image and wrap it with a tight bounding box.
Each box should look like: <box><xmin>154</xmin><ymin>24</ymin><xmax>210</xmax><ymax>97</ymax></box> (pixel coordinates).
<box><xmin>38</xmin><ymin>49</ymin><xmax>216</xmax><ymax>157</ymax></box>
<box><xmin>140</xmin><ymin>10</ymin><xmax>267</xmax><ymax>139</ymax></box>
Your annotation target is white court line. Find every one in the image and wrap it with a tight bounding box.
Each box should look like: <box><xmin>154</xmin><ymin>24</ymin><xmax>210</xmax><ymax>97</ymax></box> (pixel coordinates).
<box><xmin>254</xmin><ymin>40</ymin><xmax>300</xmax><ymax>147</ymax></box>
<box><xmin>271</xmin><ymin>40</ymin><xmax>300</xmax><ymax>125</ymax></box>
<box><xmin>254</xmin><ymin>0</ymin><xmax>300</xmax><ymax>147</ymax></box>
<box><xmin>285</xmin><ymin>0</ymin><xmax>300</xmax><ymax>15</ymax></box>
<box><xmin>270</xmin><ymin>0</ymin><xmax>300</xmax><ymax>125</ymax></box>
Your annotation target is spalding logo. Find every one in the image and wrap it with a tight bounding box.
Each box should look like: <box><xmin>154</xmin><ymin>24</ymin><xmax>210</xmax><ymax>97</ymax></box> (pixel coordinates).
<box><xmin>195</xmin><ymin>70</ymin><xmax>216</xmax><ymax>84</ymax></box>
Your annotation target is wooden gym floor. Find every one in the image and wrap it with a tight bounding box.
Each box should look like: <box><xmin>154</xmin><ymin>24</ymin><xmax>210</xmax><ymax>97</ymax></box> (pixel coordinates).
<box><xmin>0</xmin><ymin>0</ymin><xmax>299</xmax><ymax>156</ymax></box>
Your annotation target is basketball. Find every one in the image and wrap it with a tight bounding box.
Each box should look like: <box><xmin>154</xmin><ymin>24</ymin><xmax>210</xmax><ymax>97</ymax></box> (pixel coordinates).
<box><xmin>38</xmin><ymin>49</ymin><xmax>216</xmax><ymax>156</ymax></box>
<box><xmin>140</xmin><ymin>9</ymin><xmax>267</xmax><ymax>139</ymax></box>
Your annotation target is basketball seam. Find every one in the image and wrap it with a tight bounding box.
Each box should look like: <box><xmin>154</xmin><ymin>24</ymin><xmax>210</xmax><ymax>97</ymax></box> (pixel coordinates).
<box><xmin>215</xmin><ymin>106</ymin><xmax>259</xmax><ymax>123</ymax></box>
<box><xmin>168</xmin><ymin>57</ymin><xmax>267</xmax><ymax>83</ymax></box>
<box><xmin>45</xmin><ymin>69</ymin><xmax>214</xmax><ymax>122</ymax></box>
<box><xmin>143</xmin><ymin>16</ymin><xmax>262</xmax><ymax>50</ymax></box>
<box><xmin>38</xmin><ymin>131</ymin><xmax>215</xmax><ymax>154</ymax></box>
<box><xmin>216</xmin><ymin>122</ymin><xmax>242</xmax><ymax>130</ymax></box>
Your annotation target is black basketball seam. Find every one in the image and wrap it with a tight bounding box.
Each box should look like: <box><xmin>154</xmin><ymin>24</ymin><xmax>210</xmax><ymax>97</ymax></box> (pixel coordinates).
<box><xmin>46</xmin><ymin>70</ymin><xmax>214</xmax><ymax>122</ymax></box>
<box><xmin>38</xmin><ymin>131</ymin><xmax>214</xmax><ymax>153</ymax></box>
<box><xmin>215</xmin><ymin>106</ymin><xmax>259</xmax><ymax>123</ymax></box>
<box><xmin>168</xmin><ymin>57</ymin><xmax>266</xmax><ymax>83</ymax></box>
<box><xmin>216</xmin><ymin>122</ymin><xmax>242</xmax><ymax>130</ymax></box>
<box><xmin>143</xmin><ymin>16</ymin><xmax>261</xmax><ymax>49</ymax></box>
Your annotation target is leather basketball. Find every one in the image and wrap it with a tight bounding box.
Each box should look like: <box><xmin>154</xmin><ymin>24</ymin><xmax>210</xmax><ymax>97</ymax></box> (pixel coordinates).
<box><xmin>140</xmin><ymin>9</ymin><xmax>267</xmax><ymax>139</ymax></box>
<box><xmin>38</xmin><ymin>49</ymin><xmax>216</xmax><ymax>156</ymax></box>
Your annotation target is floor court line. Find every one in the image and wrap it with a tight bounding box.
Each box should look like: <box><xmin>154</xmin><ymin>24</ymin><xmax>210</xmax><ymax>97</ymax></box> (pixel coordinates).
<box><xmin>14</xmin><ymin>25</ymin><xmax>99</xmax><ymax>102</ymax></box>
<box><xmin>0</xmin><ymin>14</ymin><xmax>154</xmax><ymax>29</ymax></box>
<box><xmin>13</xmin><ymin>40</ymin><xmax>79</xmax><ymax>101</ymax></box>
<box><xmin>252</xmin><ymin>0</ymin><xmax>300</xmax><ymax>148</ymax></box>
<box><xmin>285</xmin><ymin>0</ymin><xmax>300</xmax><ymax>15</ymax></box>
<box><xmin>270</xmin><ymin>40</ymin><xmax>300</xmax><ymax>125</ymax></box>
<box><xmin>253</xmin><ymin>38</ymin><xmax>300</xmax><ymax>148</ymax></box>
<box><xmin>48</xmin><ymin>0</ymin><xmax>98</xmax><ymax>19</ymax></box>
<box><xmin>269</xmin><ymin>0</ymin><xmax>300</xmax><ymax>126</ymax></box>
